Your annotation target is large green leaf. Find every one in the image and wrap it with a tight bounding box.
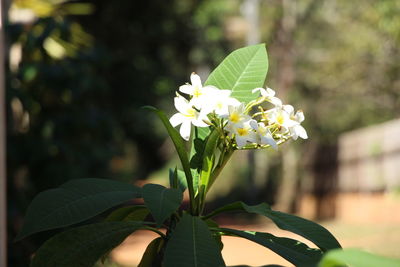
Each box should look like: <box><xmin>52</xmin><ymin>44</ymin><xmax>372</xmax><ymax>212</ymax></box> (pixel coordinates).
<box><xmin>142</xmin><ymin>184</ymin><xmax>183</xmax><ymax>227</ymax></box>
<box><xmin>318</xmin><ymin>249</ymin><xmax>400</xmax><ymax>267</ymax></box>
<box><xmin>145</xmin><ymin>106</ymin><xmax>195</xmax><ymax>209</ymax></box>
<box><xmin>164</xmin><ymin>213</ymin><xmax>225</xmax><ymax>267</ymax></box>
<box><xmin>205</xmin><ymin>44</ymin><xmax>268</xmax><ymax>104</ymax></box>
<box><xmin>138</xmin><ymin>237</ymin><xmax>164</xmax><ymax>267</ymax></box>
<box><xmin>105</xmin><ymin>206</ymin><xmax>149</xmax><ymax>222</ymax></box>
<box><xmin>220</xmin><ymin>228</ymin><xmax>322</xmax><ymax>266</ymax></box>
<box><xmin>16</xmin><ymin>178</ymin><xmax>141</xmax><ymax>240</ymax></box>
<box><xmin>204</xmin><ymin>202</ymin><xmax>341</xmax><ymax>252</ymax></box>
<box><xmin>31</xmin><ymin>221</ymin><xmax>144</xmax><ymax>267</ymax></box>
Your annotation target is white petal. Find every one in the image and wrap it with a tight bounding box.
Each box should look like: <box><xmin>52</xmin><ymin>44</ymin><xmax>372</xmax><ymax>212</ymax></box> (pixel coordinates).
<box><xmin>296</xmin><ymin>125</ymin><xmax>308</xmax><ymax>139</ymax></box>
<box><xmin>261</xmin><ymin>134</ymin><xmax>278</xmax><ymax>150</ymax></box>
<box><xmin>269</xmin><ymin>96</ymin><xmax>282</xmax><ymax>107</ymax></box>
<box><xmin>249</xmin><ymin>119</ymin><xmax>259</xmax><ymax>130</ymax></box>
<box><xmin>283</xmin><ymin>105</ymin><xmax>294</xmax><ymax>115</ymax></box>
<box><xmin>246</xmin><ymin>131</ymin><xmax>258</xmax><ymax>143</ymax></box>
<box><xmin>295</xmin><ymin>111</ymin><xmax>305</xmax><ymax>123</ymax></box>
<box><xmin>284</xmin><ymin>119</ymin><xmax>299</xmax><ymax>128</ymax></box>
<box><xmin>179</xmin><ymin>84</ymin><xmax>194</xmax><ymax>95</ymax></box>
<box><xmin>203</xmin><ymin>85</ymin><xmax>220</xmax><ymax>92</ymax></box>
<box><xmin>227</xmin><ymin>97</ymin><xmax>241</xmax><ymax>107</ymax></box>
<box><xmin>170</xmin><ymin>113</ymin><xmax>185</xmax><ymax>127</ymax></box>
<box><xmin>180</xmin><ymin>121</ymin><xmax>191</xmax><ymax>141</ymax></box>
<box><xmin>218</xmin><ymin>89</ymin><xmax>232</xmax><ymax>97</ymax></box>
<box><xmin>190</xmin><ymin>73</ymin><xmax>202</xmax><ymax>88</ymax></box>
<box><xmin>192</xmin><ymin>116</ymin><xmax>209</xmax><ymax>127</ymax></box>
<box><xmin>174</xmin><ymin>96</ymin><xmax>190</xmax><ymax>114</ymax></box>
<box><xmin>265</xmin><ymin>87</ymin><xmax>276</xmax><ymax>97</ymax></box>
<box><xmin>235</xmin><ymin>136</ymin><xmax>247</xmax><ymax>148</ymax></box>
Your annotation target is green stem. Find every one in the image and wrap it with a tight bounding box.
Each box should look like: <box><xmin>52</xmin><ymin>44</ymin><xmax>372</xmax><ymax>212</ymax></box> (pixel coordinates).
<box><xmin>197</xmin><ymin>148</ymin><xmax>234</xmax><ymax>215</ymax></box>
<box><xmin>206</xmin><ymin>148</ymin><xmax>234</xmax><ymax>194</ymax></box>
<box><xmin>143</xmin><ymin>226</ymin><xmax>167</xmax><ymax>239</ymax></box>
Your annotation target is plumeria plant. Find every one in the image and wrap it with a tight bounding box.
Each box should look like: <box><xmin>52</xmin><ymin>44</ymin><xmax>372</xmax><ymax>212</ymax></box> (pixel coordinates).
<box><xmin>17</xmin><ymin>44</ymin><xmax>343</xmax><ymax>267</ymax></box>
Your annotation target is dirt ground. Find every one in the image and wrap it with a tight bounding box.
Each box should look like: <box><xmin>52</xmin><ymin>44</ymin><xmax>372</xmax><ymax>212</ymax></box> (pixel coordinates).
<box><xmin>110</xmin><ymin>193</ymin><xmax>400</xmax><ymax>266</ymax></box>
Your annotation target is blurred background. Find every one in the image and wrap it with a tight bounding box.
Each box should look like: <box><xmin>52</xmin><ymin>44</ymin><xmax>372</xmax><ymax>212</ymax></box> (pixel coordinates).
<box><xmin>4</xmin><ymin>0</ymin><xmax>400</xmax><ymax>266</ymax></box>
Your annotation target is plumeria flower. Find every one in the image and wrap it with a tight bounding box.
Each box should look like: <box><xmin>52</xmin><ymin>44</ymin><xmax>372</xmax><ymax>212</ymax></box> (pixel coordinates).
<box><xmin>179</xmin><ymin>73</ymin><xmax>217</xmax><ymax>109</ymax></box>
<box><xmin>228</xmin><ymin>120</ymin><xmax>258</xmax><ymax>148</ymax></box>
<box><xmin>283</xmin><ymin>105</ymin><xmax>308</xmax><ymax>140</ymax></box>
<box><xmin>266</xmin><ymin>106</ymin><xmax>298</xmax><ymax>133</ymax></box>
<box><xmin>169</xmin><ymin>95</ymin><xmax>209</xmax><ymax>141</ymax></box>
<box><xmin>252</xmin><ymin>87</ymin><xmax>282</xmax><ymax>106</ymax></box>
<box><xmin>201</xmin><ymin>88</ymin><xmax>241</xmax><ymax>116</ymax></box>
<box><xmin>223</xmin><ymin>103</ymin><xmax>251</xmax><ymax>132</ymax></box>
<box><xmin>250</xmin><ymin>120</ymin><xmax>278</xmax><ymax>150</ymax></box>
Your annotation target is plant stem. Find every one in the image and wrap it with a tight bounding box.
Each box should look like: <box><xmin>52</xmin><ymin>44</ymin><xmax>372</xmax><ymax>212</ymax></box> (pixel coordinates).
<box><xmin>197</xmin><ymin>148</ymin><xmax>234</xmax><ymax>215</ymax></box>
<box><xmin>143</xmin><ymin>226</ymin><xmax>167</xmax><ymax>239</ymax></box>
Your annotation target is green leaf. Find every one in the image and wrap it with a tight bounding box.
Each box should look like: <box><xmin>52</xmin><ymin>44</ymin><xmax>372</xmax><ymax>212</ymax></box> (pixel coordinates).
<box><xmin>144</xmin><ymin>106</ymin><xmax>195</xmax><ymax>209</ymax></box>
<box><xmin>142</xmin><ymin>184</ymin><xmax>183</xmax><ymax>227</ymax></box>
<box><xmin>318</xmin><ymin>249</ymin><xmax>400</xmax><ymax>267</ymax></box>
<box><xmin>197</xmin><ymin>129</ymin><xmax>221</xmax><ymax>211</ymax></box>
<box><xmin>138</xmin><ymin>237</ymin><xmax>164</xmax><ymax>267</ymax></box>
<box><xmin>205</xmin><ymin>44</ymin><xmax>268</xmax><ymax>104</ymax></box>
<box><xmin>17</xmin><ymin>178</ymin><xmax>141</xmax><ymax>240</ymax></box>
<box><xmin>204</xmin><ymin>202</ymin><xmax>341</xmax><ymax>252</ymax></box>
<box><xmin>220</xmin><ymin>228</ymin><xmax>322</xmax><ymax>266</ymax></box>
<box><xmin>31</xmin><ymin>221</ymin><xmax>144</xmax><ymax>267</ymax></box>
<box><xmin>105</xmin><ymin>206</ymin><xmax>149</xmax><ymax>222</ymax></box>
<box><xmin>164</xmin><ymin>213</ymin><xmax>226</xmax><ymax>267</ymax></box>
<box><xmin>169</xmin><ymin>167</ymin><xmax>188</xmax><ymax>192</ymax></box>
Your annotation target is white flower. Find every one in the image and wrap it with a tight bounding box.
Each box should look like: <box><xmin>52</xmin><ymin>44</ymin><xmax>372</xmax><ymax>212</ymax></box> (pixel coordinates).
<box><xmin>169</xmin><ymin>95</ymin><xmax>209</xmax><ymax>141</ymax></box>
<box><xmin>201</xmin><ymin>88</ymin><xmax>241</xmax><ymax>116</ymax></box>
<box><xmin>250</xmin><ymin>120</ymin><xmax>277</xmax><ymax>150</ymax></box>
<box><xmin>179</xmin><ymin>73</ymin><xmax>217</xmax><ymax>109</ymax></box>
<box><xmin>252</xmin><ymin>87</ymin><xmax>282</xmax><ymax>106</ymax></box>
<box><xmin>229</xmin><ymin>120</ymin><xmax>258</xmax><ymax>148</ymax></box>
<box><xmin>283</xmin><ymin>105</ymin><xmax>308</xmax><ymax>140</ymax></box>
<box><xmin>266</xmin><ymin>106</ymin><xmax>298</xmax><ymax>133</ymax></box>
<box><xmin>223</xmin><ymin>103</ymin><xmax>251</xmax><ymax>131</ymax></box>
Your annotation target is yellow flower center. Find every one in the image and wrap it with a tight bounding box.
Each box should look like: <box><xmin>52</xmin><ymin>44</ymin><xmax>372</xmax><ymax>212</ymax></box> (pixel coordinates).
<box><xmin>237</xmin><ymin>127</ymin><xmax>248</xmax><ymax>136</ymax></box>
<box><xmin>277</xmin><ymin>113</ymin><xmax>285</xmax><ymax>125</ymax></box>
<box><xmin>216</xmin><ymin>102</ymin><xmax>223</xmax><ymax>110</ymax></box>
<box><xmin>185</xmin><ymin>108</ymin><xmax>196</xmax><ymax>118</ymax></box>
<box><xmin>193</xmin><ymin>86</ymin><xmax>202</xmax><ymax>98</ymax></box>
<box><xmin>229</xmin><ymin>112</ymin><xmax>241</xmax><ymax>123</ymax></box>
<box><xmin>258</xmin><ymin>127</ymin><xmax>267</xmax><ymax>136</ymax></box>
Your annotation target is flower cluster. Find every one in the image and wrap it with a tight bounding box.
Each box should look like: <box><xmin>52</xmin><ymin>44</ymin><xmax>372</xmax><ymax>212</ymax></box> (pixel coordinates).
<box><xmin>170</xmin><ymin>73</ymin><xmax>307</xmax><ymax>149</ymax></box>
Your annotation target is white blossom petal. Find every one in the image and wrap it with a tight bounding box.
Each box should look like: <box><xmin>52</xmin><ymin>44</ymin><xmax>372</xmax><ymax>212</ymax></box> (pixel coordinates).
<box><xmin>174</xmin><ymin>96</ymin><xmax>190</xmax><ymax>114</ymax></box>
<box><xmin>295</xmin><ymin>110</ymin><xmax>305</xmax><ymax>123</ymax></box>
<box><xmin>235</xmin><ymin>136</ymin><xmax>248</xmax><ymax>148</ymax></box>
<box><xmin>179</xmin><ymin>84</ymin><xmax>193</xmax><ymax>95</ymax></box>
<box><xmin>180</xmin><ymin>121</ymin><xmax>191</xmax><ymax>141</ymax></box>
<box><xmin>190</xmin><ymin>73</ymin><xmax>202</xmax><ymax>88</ymax></box>
<box><xmin>169</xmin><ymin>113</ymin><xmax>185</xmax><ymax>127</ymax></box>
<box><xmin>261</xmin><ymin>134</ymin><xmax>278</xmax><ymax>150</ymax></box>
<box><xmin>295</xmin><ymin>125</ymin><xmax>308</xmax><ymax>139</ymax></box>
<box><xmin>283</xmin><ymin>105</ymin><xmax>294</xmax><ymax>115</ymax></box>
<box><xmin>269</xmin><ymin>96</ymin><xmax>282</xmax><ymax>107</ymax></box>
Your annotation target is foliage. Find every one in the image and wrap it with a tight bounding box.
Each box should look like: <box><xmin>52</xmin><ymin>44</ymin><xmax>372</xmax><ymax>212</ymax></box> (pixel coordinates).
<box><xmin>318</xmin><ymin>248</ymin><xmax>400</xmax><ymax>267</ymax></box>
<box><xmin>18</xmin><ymin>44</ymin><xmax>342</xmax><ymax>267</ymax></box>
